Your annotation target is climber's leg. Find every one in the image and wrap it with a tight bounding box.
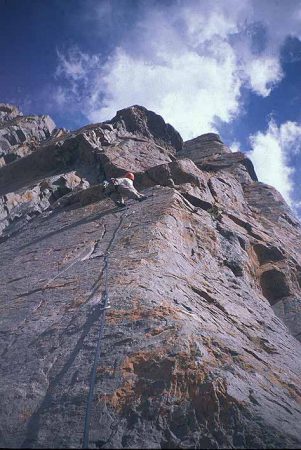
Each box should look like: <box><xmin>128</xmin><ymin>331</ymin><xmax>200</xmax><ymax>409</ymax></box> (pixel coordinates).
<box><xmin>110</xmin><ymin>191</ymin><xmax>125</xmax><ymax>207</ymax></box>
<box><xmin>118</xmin><ymin>186</ymin><xmax>147</xmax><ymax>202</ymax></box>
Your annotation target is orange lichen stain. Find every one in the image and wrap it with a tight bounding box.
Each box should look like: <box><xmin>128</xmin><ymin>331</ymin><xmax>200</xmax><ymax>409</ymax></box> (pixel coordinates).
<box><xmin>234</xmin><ymin>355</ymin><xmax>257</xmax><ymax>373</ymax></box>
<box><xmin>267</xmin><ymin>371</ymin><xmax>301</xmax><ymax>403</ymax></box>
<box><xmin>249</xmin><ymin>336</ymin><xmax>280</xmax><ymax>355</ymax></box>
<box><xmin>145</xmin><ymin>326</ymin><xmax>170</xmax><ymax>337</ymax></box>
<box><xmin>65</xmin><ymin>293</ymin><xmax>86</xmax><ymax>311</ymax></box>
<box><xmin>99</xmin><ymin>348</ymin><xmax>173</xmax><ymax>412</ymax></box>
<box><xmin>23</xmin><ymin>191</ymin><xmax>34</xmax><ymax>202</ymax></box>
<box><xmin>105</xmin><ymin>308</ymin><xmax>142</xmax><ymax>325</ymax></box>
<box><xmin>106</xmin><ymin>303</ymin><xmax>181</xmax><ymax>326</ymax></box>
<box><xmin>99</xmin><ymin>342</ymin><xmax>220</xmax><ymax>416</ymax></box>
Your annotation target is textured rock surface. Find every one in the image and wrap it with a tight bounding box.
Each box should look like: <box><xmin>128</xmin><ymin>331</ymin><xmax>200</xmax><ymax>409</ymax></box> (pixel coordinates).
<box><xmin>107</xmin><ymin>105</ymin><xmax>183</xmax><ymax>152</ymax></box>
<box><xmin>178</xmin><ymin>132</ymin><xmax>230</xmax><ymax>161</ymax></box>
<box><xmin>1</xmin><ymin>105</ymin><xmax>301</xmax><ymax>449</ymax></box>
<box><xmin>0</xmin><ymin>104</ymin><xmax>56</xmax><ymax>166</ymax></box>
<box><xmin>0</xmin><ymin>103</ymin><xmax>23</xmax><ymax>122</ymax></box>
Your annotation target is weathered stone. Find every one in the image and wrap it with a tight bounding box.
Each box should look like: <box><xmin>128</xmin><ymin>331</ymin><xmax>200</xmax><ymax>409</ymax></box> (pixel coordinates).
<box><xmin>0</xmin><ymin>114</ymin><xmax>56</xmax><ymax>152</ymax></box>
<box><xmin>0</xmin><ymin>104</ymin><xmax>301</xmax><ymax>449</ymax></box>
<box><xmin>0</xmin><ymin>103</ymin><xmax>22</xmax><ymax>122</ymax></box>
<box><xmin>253</xmin><ymin>243</ymin><xmax>285</xmax><ymax>265</ymax></box>
<box><xmin>178</xmin><ymin>132</ymin><xmax>230</xmax><ymax>161</ymax></box>
<box><xmin>0</xmin><ymin>171</ymin><xmax>89</xmax><ymax>240</ymax></box>
<box><xmin>108</xmin><ymin>105</ymin><xmax>183</xmax><ymax>151</ymax></box>
<box><xmin>260</xmin><ymin>267</ymin><xmax>291</xmax><ymax>304</ymax></box>
<box><xmin>0</xmin><ymin>104</ymin><xmax>56</xmax><ymax>167</ymax></box>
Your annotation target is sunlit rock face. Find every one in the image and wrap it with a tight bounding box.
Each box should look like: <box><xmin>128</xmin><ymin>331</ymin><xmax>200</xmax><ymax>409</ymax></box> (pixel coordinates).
<box><xmin>1</xmin><ymin>104</ymin><xmax>301</xmax><ymax>449</ymax></box>
<box><xmin>0</xmin><ymin>103</ymin><xmax>57</xmax><ymax>166</ymax></box>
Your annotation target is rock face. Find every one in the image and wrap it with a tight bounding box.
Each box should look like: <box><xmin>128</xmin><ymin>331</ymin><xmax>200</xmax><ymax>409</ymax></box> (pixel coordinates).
<box><xmin>0</xmin><ymin>103</ymin><xmax>23</xmax><ymax>122</ymax></box>
<box><xmin>1</xmin><ymin>104</ymin><xmax>301</xmax><ymax>449</ymax></box>
<box><xmin>108</xmin><ymin>105</ymin><xmax>183</xmax><ymax>151</ymax></box>
<box><xmin>178</xmin><ymin>132</ymin><xmax>230</xmax><ymax>161</ymax></box>
<box><xmin>0</xmin><ymin>103</ymin><xmax>56</xmax><ymax>166</ymax></box>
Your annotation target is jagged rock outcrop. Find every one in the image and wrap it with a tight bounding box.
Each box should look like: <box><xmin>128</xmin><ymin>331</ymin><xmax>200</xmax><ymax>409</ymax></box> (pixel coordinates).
<box><xmin>0</xmin><ymin>103</ymin><xmax>23</xmax><ymax>122</ymax></box>
<box><xmin>107</xmin><ymin>105</ymin><xmax>183</xmax><ymax>151</ymax></box>
<box><xmin>1</xmin><ymin>104</ymin><xmax>301</xmax><ymax>449</ymax></box>
<box><xmin>0</xmin><ymin>103</ymin><xmax>57</xmax><ymax>166</ymax></box>
<box><xmin>178</xmin><ymin>132</ymin><xmax>230</xmax><ymax>160</ymax></box>
<box><xmin>0</xmin><ymin>106</ymin><xmax>181</xmax><ymax>242</ymax></box>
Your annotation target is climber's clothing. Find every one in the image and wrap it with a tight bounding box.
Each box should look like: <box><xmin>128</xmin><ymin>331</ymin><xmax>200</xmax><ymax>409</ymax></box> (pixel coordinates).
<box><xmin>103</xmin><ymin>176</ymin><xmax>146</xmax><ymax>207</ymax></box>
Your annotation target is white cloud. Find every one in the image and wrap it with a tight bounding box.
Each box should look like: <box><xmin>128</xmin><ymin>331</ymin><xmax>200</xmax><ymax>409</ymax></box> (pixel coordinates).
<box><xmin>89</xmin><ymin>45</ymin><xmax>241</xmax><ymax>138</ymax></box>
<box><xmin>230</xmin><ymin>141</ymin><xmax>241</xmax><ymax>153</ymax></box>
<box><xmin>52</xmin><ymin>86</ymin><xmax>68</xmax><ymax>107</ymax></box>
<box><xmin>248</xmin><ymin>120</ymin><xmax>301</xmax><ymax>205</ymax></box>
<box><xmin>245</xmin><ymin>57</ymin><xmax>283</xmax><ymax>97</ymax></box>
<box><xmin>53</xmin><ymin>0</ymin><xmax>301</xmax><ymax>139</ymax></box>
<box><xmin>55</xmin><ymin>47</ymin><xmax>100</xmax><ymax>82</ymax></box>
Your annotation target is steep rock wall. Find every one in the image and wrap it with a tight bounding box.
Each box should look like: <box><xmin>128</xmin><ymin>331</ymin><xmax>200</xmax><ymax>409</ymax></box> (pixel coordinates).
<box><xmin>0</xmin><ymin>105</ymin><xmax>301</xmax><ymax>449</ymax></box>
<box><xmin>0</xmin><ymin>104</ymin><xmax>56</xmax><ymax>165</ymax></box>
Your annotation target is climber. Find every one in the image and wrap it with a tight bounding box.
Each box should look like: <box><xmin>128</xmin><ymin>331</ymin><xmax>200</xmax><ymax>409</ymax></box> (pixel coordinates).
<box><xmin>102</xmin><ymin>172</ymin><xmax>147</xmax><ymax>207</ymax></box>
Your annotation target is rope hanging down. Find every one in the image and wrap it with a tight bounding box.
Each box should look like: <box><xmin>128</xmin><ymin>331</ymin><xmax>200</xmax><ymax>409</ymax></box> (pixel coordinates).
<box><xmin>82</xmin><ymin>207</ymin><xmax>128</xmax><ymax>449</ymax></box>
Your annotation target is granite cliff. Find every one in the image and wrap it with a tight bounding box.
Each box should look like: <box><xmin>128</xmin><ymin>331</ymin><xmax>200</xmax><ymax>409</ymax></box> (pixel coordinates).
<box><xmin>1</xmin><ymin>103</ymin><xmax>301</xmax><ymax>449</ymax></box>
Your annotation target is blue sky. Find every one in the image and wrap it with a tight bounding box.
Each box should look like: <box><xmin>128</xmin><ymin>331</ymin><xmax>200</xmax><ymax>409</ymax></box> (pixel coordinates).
<box><xmin>1</xmin><ymin>0</ymin><xmax>301</xmax><ymax>215</ymax></box>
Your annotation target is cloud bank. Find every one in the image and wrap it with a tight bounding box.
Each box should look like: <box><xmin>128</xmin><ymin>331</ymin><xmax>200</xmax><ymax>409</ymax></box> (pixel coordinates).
<box><xmin>248</xmin><ymin>120</ymin><xmax>301</xmax><ymax>208</ymax></box>
<box><xmin>53</xmin><ymin>0</ymin><xmax>301</xmax><ymax>139</ymax></box>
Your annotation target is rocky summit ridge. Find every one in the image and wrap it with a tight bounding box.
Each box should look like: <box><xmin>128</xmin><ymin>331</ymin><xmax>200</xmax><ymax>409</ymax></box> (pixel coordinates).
<box><xmin>0</xmin><ymin>103</ymin><xmax>301</xmax><ymax>449</ymax></box>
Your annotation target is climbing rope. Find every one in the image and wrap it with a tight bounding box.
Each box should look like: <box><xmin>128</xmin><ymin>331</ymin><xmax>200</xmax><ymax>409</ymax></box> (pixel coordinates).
<box><xmin>82</xmin><ymin>206</ymin><xmax>128</xmax><ymax>449</ymax></box>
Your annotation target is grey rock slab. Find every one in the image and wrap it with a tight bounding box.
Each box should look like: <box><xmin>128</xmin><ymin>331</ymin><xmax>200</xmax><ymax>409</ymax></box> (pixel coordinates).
<box><xmin>1</xmin><ymin>105</ymin><xmax>301</xmax><ymax>449</ymax></box>
<box><xmin>1</xmin><ymin>188</ymin><xmax>301</xmax><ymax>448</ymax></box>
